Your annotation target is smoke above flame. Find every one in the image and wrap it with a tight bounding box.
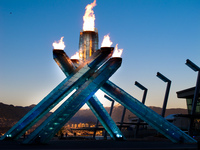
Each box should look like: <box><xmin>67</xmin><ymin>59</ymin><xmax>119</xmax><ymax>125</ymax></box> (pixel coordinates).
<box><xmin>83</xmin><ymin>0</ymin><xmax>96</xmax><ymax>31</ymax></box>
<box><xmin>52</xmin><ymin>37</ymin><xmax>66</xmax><ymax>50</ymax></box>
<box><xmin>112</xmin><ymin>44</ymin><xmax>123</xmax><ymax>57</ymax></box>
<box><xmin>71</xmin><ymin>52</ymin><xmax>80</xmax><ymax>59</ymax></box>
<box><xmin>101</xmin><ymin>34</ymin><xmax>113</xmax><ymax>47</ymax></box>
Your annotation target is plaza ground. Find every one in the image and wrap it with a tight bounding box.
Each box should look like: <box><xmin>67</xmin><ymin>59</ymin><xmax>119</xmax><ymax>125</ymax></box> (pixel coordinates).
<box><xmin>0</xmin><ymin>136</ymin><xmax>198</xmax><ymax>150</ymax></box>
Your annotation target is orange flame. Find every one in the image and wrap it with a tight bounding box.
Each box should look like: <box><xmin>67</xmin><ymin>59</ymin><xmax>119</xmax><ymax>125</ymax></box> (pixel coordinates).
<box><xmin>83</xmin><ymin>0</ymin><xmax>96</xmax><ymax>31</ymax></box>
<box><xmin>71</xmin><ymin>52</ymin><xmax>80</xmax><ymax>59</ymax></box>
<box><xmin>52</xmin><ymin>37</ymin><xmax>65</xmax><ymax>50</ymax></box>
<box><xmin>101</xmin><ymin>34</ymin><xmax>113</xmax><ymax>47</ymax></box>
<box><xmin>112</xmin><ymin>44</ymin><xmax>123</xmax><ymax>57</ymax></box>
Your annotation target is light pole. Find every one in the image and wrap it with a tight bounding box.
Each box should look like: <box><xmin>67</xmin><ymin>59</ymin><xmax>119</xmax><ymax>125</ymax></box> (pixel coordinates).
<box><xmin>185</xmin><ymin>59</ymin><xmax>200</xmax><ymax>136</ymax></box>
<box><xmin>134</xmin><ymin>81</ymin><xmax>148</xmax><ymax>137</ymax></box>
<box><xmin>135</xmin><ymin>81</ymin><xmax>148</xmax><ymax>104</ymax></box>
<box><xmin>156</xmin><ymin>72</ymin><xmax>171</xmax><ymax>117</ymax></box>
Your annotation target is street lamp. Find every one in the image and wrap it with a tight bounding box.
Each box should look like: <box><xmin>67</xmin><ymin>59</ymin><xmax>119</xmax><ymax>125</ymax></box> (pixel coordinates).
<box><xmin>134</xmin><ymin>81</ymin><xmax>148</xmax><ymax>137</ymax></box>
<box><xmin>186</xmin><ymin>59</ymin><xmax>200</xmax><ymax>72</ymax></box>
<box><xmin>135</xmin><ymin>81</ymin><xmax>148</xmax><ymax>104</ymax></box>
<box><xmin>156</xmin><ymin>72</ymin><xmax>171</xmax><ymax>117</ymax></box>
<box><xmin>185</xmin><ymin>59</ymin><xmax>200</xmax><ymax>136</ymax></box>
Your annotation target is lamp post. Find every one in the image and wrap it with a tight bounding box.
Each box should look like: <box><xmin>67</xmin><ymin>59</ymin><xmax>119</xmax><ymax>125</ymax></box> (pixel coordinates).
<box><xmin>185</xmin><ymin>59</ymin><xmax>200</xmax><ymax>136</ymax></box>
<box><xmin>135</xmin><ymin>81</ymin><xmax>148</xmax><ymax>104</ymax></box>
<box><xmin>134</xmin><ymin>81</ymin><xmax>148</xmax><ymax>137</ymax></box>
<box><xmin>156</xmin><ymin>72</ymin><xmax>171</xmax><ymax>117</ymax></box>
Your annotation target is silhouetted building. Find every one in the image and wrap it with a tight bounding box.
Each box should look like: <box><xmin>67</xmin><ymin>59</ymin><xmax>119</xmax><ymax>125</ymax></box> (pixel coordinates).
<box><xmin>177</xmin><ymin>87</ymin><xmax>200</xmax><ymax>114</ymax></box>
<box><xmin>177</xmin><ymin>87</ymin><xmax>200</xmax><ymax>135</ymax></box>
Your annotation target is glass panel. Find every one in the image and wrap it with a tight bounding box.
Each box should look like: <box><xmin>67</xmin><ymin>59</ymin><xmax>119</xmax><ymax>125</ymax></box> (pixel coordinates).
<box><xmin>195</xmin><ymin>98</ymin><xmax>200</xmax><ymax>114</ymax></box>
<box><xmin>186</xmin><ymin>98</ymin><xmax>192</xmax><ymax>114</ymax></box>
<box><xmin>186</xmin><ymin>98</ymin><xmax>200</xmax><ymax>114</ymax></box>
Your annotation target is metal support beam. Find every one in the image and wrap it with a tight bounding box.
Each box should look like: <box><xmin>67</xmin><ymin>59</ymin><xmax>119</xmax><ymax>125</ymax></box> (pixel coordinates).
<box><xmin>156</xmin><ymin>72</ymin><xmax>171</xmax><ymax>117</ymax></box>
<box><xmin>189</xmin><ymin>71</ymin><xmax>200</xmax><ymax>136</ymax></box>
<box><xmin>134</xmin><ymin>81</ymin><xmax>148</xmax><ymax>137</ymax></box>
<box><xmin>135</xmin><ymin>81</ymin><xmax>147</xmax><ymax>104</ymax></box>
<box><xmin>186</xmin><ymin>59</ymin><xmax>200</xmax><ymax>136</ymax></box>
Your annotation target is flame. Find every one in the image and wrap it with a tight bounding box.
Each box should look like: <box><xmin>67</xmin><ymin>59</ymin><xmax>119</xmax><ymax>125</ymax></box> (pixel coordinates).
<box><xmin>101</xmin><ymin>34</ymin><xmax>113</xmax><ymax>47</ymax></box>
<box><xmin>52</xmin><ymin>37</ymin><xmax>66</xmax><ymax>50</ymax></box>
<box><xmin>83</xmin><ymin>0</ymin><xmax>96</xmax><ymax>31</ymax></box>
<box><xmin>71</xmin><ymin>52</ymin><xmax>80</xmax><ymax>59</ymax></box>
<box><xmin>112</xmin><ymin>44</ymin><xmax>123</xmax><ymax>57</ymax></box>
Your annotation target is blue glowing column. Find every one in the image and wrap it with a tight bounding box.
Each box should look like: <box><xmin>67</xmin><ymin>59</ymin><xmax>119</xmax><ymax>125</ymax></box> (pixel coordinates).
<box><xmin>101</xmin><ymin>80</ymin><xmax>197</xmax><ymax>143</ymax></box>
<box><xmin>23</xmin><ymin>58</ymin><xmax>122</xmax><ymax>144</ymax></box>
<box><xmin>1</xmin><ymin>48</ymin><xmax>113</xmax><ymax>141</ymax></box>
<box><xmin>53</xmin><ymin>49</ymin><xmax>124</xmax><ymax>141</ymax></box>
<box><xmin>103</xmin><ymin>95</ymin><xmax>115</xmax><ymax>139</ymax></box>
<box><xmin>53</xmin><ymin>49</ymin><xmax>196</xmax><ymax>143</ymax></box>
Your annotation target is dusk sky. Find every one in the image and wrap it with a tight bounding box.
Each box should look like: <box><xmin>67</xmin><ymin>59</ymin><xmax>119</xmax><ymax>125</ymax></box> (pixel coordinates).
<box><xmin>0</xmin><ymin>0</ymin><xmax>200</xmax><ymax>110</ymax></box>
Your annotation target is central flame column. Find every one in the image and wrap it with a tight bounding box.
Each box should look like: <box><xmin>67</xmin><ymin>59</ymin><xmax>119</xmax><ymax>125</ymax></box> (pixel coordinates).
<box><xmin>79</xmin><ymin>28</ymin><xmax>98</xmax><ymax>61</ymax></box>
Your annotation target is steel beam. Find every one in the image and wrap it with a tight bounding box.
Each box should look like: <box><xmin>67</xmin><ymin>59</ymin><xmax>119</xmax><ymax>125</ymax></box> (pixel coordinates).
<box><xmin>156</xmin><ymin>72</ymin><xmax>171</xmax><ymax>117</ymax></box>
<box><xmin>186</xmin><ymin>59</ymin><xmax>200</xmax><ymax>136</ymax></box>
<box><xmin>134</xmin><ymin>81</ymin><xmax>148</xmax><ymax>137</ymax></box>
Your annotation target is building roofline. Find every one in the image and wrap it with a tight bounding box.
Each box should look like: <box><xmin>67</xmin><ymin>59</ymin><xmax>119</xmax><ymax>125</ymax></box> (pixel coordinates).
<box><xmin>176</xmin><ymin>87</ymin><xmax>200</xmax><ymax>99</ymax></box>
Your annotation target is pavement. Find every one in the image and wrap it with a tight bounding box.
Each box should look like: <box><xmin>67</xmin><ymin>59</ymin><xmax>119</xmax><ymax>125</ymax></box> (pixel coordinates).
<box><xmin>0</xmin><ymin>137</ymin><xmax>198</xmax><ymax>150</ymax></box>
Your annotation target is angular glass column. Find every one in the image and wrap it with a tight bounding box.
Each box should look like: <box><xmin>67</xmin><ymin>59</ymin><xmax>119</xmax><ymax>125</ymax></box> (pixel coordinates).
<box><xmin>23</xmin><ymin>58</ymin><xmax>122</xmax><ymax>144</ymax></box>
<box><xmin>1</xmin><ymin>48</ymin><xmax>113</xmax><ymax>141</ymax></box>
<box><xmin>100</xmin><ymin>80</ymin><xmax>197</xmax><ymax>143</ymax></box>
<box><xmin>53</xmin><ymin>49</ymin><xmax>124</xmax><ymax>141</ymax></box>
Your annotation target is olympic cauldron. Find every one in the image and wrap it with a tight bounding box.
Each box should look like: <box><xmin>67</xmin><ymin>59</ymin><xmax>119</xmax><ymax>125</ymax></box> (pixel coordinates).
<box><xmin>0</xmin><ymin>0</ymin><xmax>197</xmax><ymax>143</ymax></box>
<box><xmin>0</xmin><ymin>28</ymin><xmax>197</xmax><ymax>144</ymax></box>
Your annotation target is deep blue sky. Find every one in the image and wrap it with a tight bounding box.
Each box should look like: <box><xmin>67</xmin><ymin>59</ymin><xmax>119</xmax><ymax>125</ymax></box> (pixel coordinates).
<box><xmin>0</xmin><ymin>0</ymin><xmax>200</xmax><ymax>110</ymax></box>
